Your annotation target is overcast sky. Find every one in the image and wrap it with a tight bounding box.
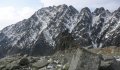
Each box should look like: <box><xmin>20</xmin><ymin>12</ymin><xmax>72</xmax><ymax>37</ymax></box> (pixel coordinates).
<box><xmin>0</xmin><ymin>0</ymin><xmax>119</xmax><ymax>30</ymax></box>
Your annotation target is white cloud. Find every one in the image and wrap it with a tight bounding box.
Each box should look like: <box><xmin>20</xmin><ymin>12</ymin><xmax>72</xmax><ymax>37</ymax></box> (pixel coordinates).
<box><xmin>0</xmin><ymin>7</ymin><xmax>15</xmax><ymax>21</ymax></box>
<box><xmin>18</xmin><ymin>7</ymin><xmax>35</xmax><ymax>19</ymax></box>
<box><xmin>0</xmin><ymin>6</ymin><xmax>36</xmax><ymax>30</ymax></box>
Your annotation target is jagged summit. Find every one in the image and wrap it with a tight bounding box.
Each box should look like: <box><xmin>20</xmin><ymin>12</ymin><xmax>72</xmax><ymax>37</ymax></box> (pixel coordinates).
<box><xmin>80</xmin><ymin>7</ymin><xmax>91</xmax><ymax>13</ymax></box>
<box><xmin>0</xmin><ymin>4</ymin><xmax>120</xmax><ymax>57</ymax></box>
<box><xmin>94</xmin><ymin>7</ymin><xmax>105</xmax><ymax>15</ymax></box>
<box><xmin>117</xmin><ymin>7</ymin><xmax>120</xmax><ymax>12</ymax></box>
<box><xmin>79</xmin><ymin>7</ymin><xmax>92</xmax><ymax>20</ymax></box>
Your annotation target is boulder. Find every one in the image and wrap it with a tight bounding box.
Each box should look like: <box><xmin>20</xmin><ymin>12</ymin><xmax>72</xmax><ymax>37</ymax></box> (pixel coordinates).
<box><xmin>6</xmin><ymin>61</ymin><xmax>19</xmax><ymax>69</ymax></box>
<box><xmin>69</xmin><ymin>48</ymin><xmax>101</xmax><ymax>70</ymax></box>
<box><xmin>19</xmin><ymin>57</ymin><xmax>29</xmax><ymax>66</ymax></box>
<box><xmin>32</xmin><ymin>59</ymin><xmax>49</xmax><ymax>69</ymax></box>
<box><xmin>111</xmin><ymin>59</ymin><xmax>120</xmax><ymax>70</ymax></box>
<box><xmin>99</xmin><ymin>56</ymin><xmax>120</xmax><ymax>70</ymax></box>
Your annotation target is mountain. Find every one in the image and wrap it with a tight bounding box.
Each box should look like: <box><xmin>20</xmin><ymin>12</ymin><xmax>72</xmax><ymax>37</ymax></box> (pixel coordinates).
<box><xmin>0</xmin><ymin>4</ymin><xmax>120</xmax><ymax>57</ymax></box>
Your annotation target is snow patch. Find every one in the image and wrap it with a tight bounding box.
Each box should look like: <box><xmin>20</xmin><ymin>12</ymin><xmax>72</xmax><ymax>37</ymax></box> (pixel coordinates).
<box><xmin>110</xmin><ymin>20</ymin><xmax>120</xmax><ymax>32</ymax></box>
<box><xmin>105</xmin><ymin>35</ymin><xmax>109</xmax><ymax>38</ymax></box>
<box><xmin>43</xmin><ymin>30</ymin><xmax>55</xmax><ymax>46</ymax></box>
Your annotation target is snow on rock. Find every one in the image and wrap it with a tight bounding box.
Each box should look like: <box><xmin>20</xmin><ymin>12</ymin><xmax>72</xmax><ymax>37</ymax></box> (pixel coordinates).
<box><xmin>0</xmin><ymin>5</ymin><xmax>120</xmax><ymax>56</ymax></box>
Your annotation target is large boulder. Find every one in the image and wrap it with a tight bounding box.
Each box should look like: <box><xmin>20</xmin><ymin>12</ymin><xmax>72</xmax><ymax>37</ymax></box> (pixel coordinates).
<box><xmin>32</xmin><ymin>59</ymin><xmax>49</xmax><ymax>69</ymax></box>
<box><xmin>100</xmin><ymin>57</ymin><xmax>120</xmax><ymax>70</ymax></box>
<box><xmin>69</xmin><ymin>48</ymin><xmax>101</xmax><ymax>70</ymax></box>
<box><xmin>19</xmin><ymin>57</ymin><xmax>29</xmax><ymax>66</ymax></box>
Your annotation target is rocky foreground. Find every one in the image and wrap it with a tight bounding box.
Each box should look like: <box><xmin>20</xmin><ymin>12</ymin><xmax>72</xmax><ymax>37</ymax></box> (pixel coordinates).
<box><xmin>0</xmin><ymin>47</ymin><xmax>120</xmax><ymax>70</ymax></box>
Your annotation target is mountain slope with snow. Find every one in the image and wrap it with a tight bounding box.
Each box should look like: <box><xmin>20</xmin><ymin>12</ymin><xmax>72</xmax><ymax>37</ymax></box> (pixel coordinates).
<box><xmin>0</xmin><ymin>4</ymin><xmax>120</xmax><ymax>57</ymax></box>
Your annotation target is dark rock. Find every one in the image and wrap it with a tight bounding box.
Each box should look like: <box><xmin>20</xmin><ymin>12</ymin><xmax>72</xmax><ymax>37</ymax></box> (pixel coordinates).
<box><xmin>19</xmin><ymin>58</ymin><xmax>29</xmax><ymax>66</ymax></box>
<box><xmin>110</xmin><ymin>59</ymin><xmax>120</xmax><ymax>70</ymax></box>
<box><xmin>55</xmin><ymin>29</ymin><xmax>74</xmax><ymax>50</ymax></box>
<box><xmin>94</xmin><ymin>7</ymin><xmax>105</xmax><ymax>16</ymax></box>
<box><xmin>100</xmin><ymin>56</ymin><xmax>120</xmax><ymax>70</ymax></box>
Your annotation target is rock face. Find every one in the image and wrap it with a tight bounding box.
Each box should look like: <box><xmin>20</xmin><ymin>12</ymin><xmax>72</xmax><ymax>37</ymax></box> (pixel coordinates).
<box><xmin>99</xmin><ymin>56</ymin><xmax>120</xmax><ymax>70</ymax></box>
<box><xmin>69</xmin><ymin>48</ymin><xmax>101</xmax><ymax>70</ymax></box>
<box><xmin>0</xmin><ymin>4</ymin><xmax>120</xmax><ymax>57</ymax></box>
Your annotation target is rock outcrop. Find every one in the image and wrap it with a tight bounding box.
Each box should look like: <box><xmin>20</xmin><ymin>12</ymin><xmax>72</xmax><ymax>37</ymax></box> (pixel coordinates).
<box><xmin>69</xmin><ymin>48</ymin><xmax>101</xmax><ymax>70</ymax></box>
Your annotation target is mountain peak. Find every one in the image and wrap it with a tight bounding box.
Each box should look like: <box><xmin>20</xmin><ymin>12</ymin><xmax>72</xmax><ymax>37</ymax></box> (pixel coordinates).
<box><xmin>117</xmin><ymin>7</ymin><xmax>120</xmax><ymax>12</ymax></box>
<box><xmin>79</xmin><ymin>7</ymin><xmax>92</xmax><ymax>19</ymax></box>
<box><xmin>80</xmin><ymin>7</ymin><xmax>91</xmax><ymax>13</ymax></box>
<box><xmin>112</xmin><ymin>7</ymin><xmax>120</xmax><ymax>19</ymax></box>
<box><xmin>94</xmin><ymin>7</ymin><xmax>105</xmax><ymax>16</ymax></box>
<box><xmin>68</xmin><ymin>5</ymin><xmax>79</xmax><ymax>14</ymax></box>
<box><xmin>56</xmin><ymin>4</ymin><xmax>68</xmax><ymax>9</ymax></box>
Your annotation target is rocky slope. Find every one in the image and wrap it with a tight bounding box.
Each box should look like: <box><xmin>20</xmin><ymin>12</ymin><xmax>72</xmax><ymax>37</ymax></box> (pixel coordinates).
<box><xmin>0</xmin><ymin>4</ymin><xmax>120</xmax><ymax>57</ymax></box>
<box><xmin>0</xmin><ymin>47</ymin><xmax>120</xmax><ymax>70</ymax></box>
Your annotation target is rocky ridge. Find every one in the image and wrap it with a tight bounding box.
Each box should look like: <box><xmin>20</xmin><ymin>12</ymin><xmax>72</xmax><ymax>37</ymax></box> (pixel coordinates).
<box><xmin>0</xmin><ymin>4</ymin><xmax>120</xmax><ymax>57</ymax></box>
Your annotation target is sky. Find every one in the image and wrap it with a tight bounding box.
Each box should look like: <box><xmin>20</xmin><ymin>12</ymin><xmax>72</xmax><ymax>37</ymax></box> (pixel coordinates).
<box><xmin>0</xmin><ymin>0</ymin><xmax>120</xmax><ymax>30</ymax></box>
